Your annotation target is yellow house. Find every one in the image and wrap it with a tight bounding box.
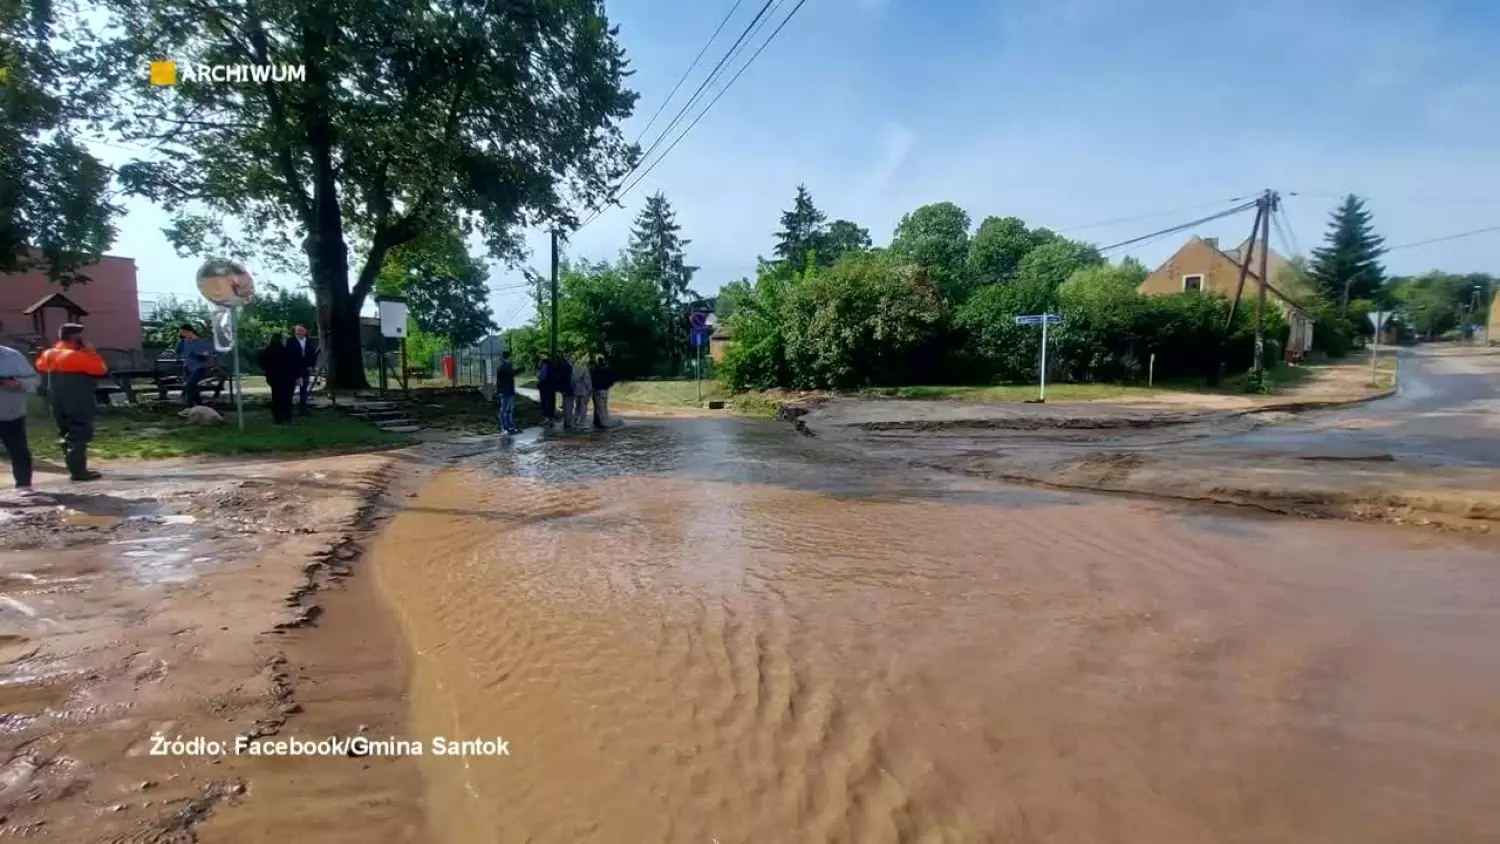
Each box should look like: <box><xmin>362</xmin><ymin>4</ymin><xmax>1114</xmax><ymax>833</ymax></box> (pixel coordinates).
<box><xmin>1139</xmin><ymin>236</ymin><xmax>1315</xmax><ymax>358</ymax></box>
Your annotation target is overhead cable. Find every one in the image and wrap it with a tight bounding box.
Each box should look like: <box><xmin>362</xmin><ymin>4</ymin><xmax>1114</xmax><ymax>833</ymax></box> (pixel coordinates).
<box><xmin>1096</xmin><ymin>199</ymin><xmax>1259</xmax><ymax>254</ymax></box>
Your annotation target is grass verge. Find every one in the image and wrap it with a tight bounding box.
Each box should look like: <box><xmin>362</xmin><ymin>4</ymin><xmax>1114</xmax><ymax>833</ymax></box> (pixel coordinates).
<box><xmin>402</xmin><ymin>388</ymin><xmax>545</xmax><ymax>434</ymax></box>
<box><xmin>21</xmin><ymin>395</ymin><xmax>404</xmax><ymax>461</ymax></box>
<box><xmin>607</xmin><ymin>380</ymin><xmax>787</xmax><ymax>417</ymax></box>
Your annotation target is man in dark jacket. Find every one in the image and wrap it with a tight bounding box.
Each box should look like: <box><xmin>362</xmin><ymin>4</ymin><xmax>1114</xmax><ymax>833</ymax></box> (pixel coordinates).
<box><xmin>494</xmin><ymin>350</ymin><xmax>518</xmax><ymax>434</ymax></box>
<box><xmin>34</xmin><ymin>323</ymin><xmax>108</xmax><ymax>481</ymax></box>
<box><xmin>590</xmin><ymin>355</ymin><xmax>617</xmax><ymax>428</ymax></box>
<box><xmin>287</xmin><ymin>323</ymin><xmax>319</xmax><ymax>415</ymax></box>
<box><xmin>536</xmin><ymin>356</ymin><xmax>555</xmax><ymax>425</ymax></box>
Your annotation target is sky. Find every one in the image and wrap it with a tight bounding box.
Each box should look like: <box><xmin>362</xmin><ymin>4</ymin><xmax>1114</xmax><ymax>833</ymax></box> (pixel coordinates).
<box><xmin>92</xmin><ymin>0</ymin><xmax>1500</xmax><ymax>328</ymax></box>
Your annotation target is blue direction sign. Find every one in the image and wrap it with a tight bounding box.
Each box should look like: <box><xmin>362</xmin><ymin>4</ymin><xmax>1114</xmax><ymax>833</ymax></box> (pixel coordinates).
<box><xmin>691</xmin><ymin>331</ymin><xmax>708</xmax><ymax>347</ymax></box>
<box><xmin>1014</xmin><ymin>313</ymin><xmax>1062</xmax><ymax>326</ymax></box>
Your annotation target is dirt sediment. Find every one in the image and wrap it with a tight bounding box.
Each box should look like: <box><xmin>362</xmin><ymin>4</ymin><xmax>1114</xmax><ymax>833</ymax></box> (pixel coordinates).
<box><xmin>0</xmin><ymin>452</ymin><xmax>432</xmax><ymax>842</ymax></box>
<box><xmin>784</xmin><ymin>394</ymin><xmax>1500</xmax><ymax>533</ymax></box>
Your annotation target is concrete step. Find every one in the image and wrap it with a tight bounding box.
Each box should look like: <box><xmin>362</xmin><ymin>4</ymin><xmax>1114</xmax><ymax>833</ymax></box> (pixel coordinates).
<box><xmin>379</xmin><ymin>424</ymin><xmax>421</xmax><ymax>434</ymax></box>
<box><xmin>347</xmin><ymin>401</ymin><xmax>402</xmax><ymax>411</ymax></box>
<box><xmin>352</xmin><ymin>409</ymin><xmax>408</xmax><ymax>420</ymax></box>
<box><xmin>374</xmin><ymin>417</ymin><xmax>417</xmax><ymax>430</ymax></box>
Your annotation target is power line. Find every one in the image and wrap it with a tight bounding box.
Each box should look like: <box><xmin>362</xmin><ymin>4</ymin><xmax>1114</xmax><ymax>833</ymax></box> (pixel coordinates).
<box><xmin>1269</xmin><ymin>206</ymin><xmax>1297</xmax><ymax>257</ymax></box>
<box><xmin>584</xmin><ymin>0</ymin><xmax>809</xmax><ymax>228</ymax></box>
<box><xmin>631</xmin><ymin>0</ymin><xmax>749</xmax><ymax>146</ymax></box>
<box><xmin>1386</xmin><ymin>224</ymin><xmax>1500</xmax><ymax>252</ymax></box>
<box><xmin>596</xmin><ymin>0</ymin><xmax>779</xmax><ymax>216</ymax></box>
<box><xmin>1058</xmin><ymin>196</ymin><xmax>1251</xmax><ymax>233</ymax></box>
<box><xmin>1276</xmin><ymin>197</ymin><xmax>1303</xmax><ymax>256</ymax></box>
<box><xmin>1096</xmin><ymin>199</ymin><xmax>1259</xmax><ymax>254</ymax></box>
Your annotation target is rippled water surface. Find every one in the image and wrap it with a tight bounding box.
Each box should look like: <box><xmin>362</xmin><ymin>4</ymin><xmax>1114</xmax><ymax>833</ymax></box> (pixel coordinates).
<box><xmin>373</xmin><ymin>419</ymin><xmax>1500</xmax><ymax>843</ymax></box>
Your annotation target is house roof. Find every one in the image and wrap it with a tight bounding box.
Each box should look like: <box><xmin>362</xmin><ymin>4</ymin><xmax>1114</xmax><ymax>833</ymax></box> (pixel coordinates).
<box><xmin>22</xmin><ymin>292</ymin><xmax>89</xmax><ymax>316</ymax></box>
<box><xmin>1194</xmin><ymin>236</ymin><xmax>1309</xmax><ymax>316</ymax></box>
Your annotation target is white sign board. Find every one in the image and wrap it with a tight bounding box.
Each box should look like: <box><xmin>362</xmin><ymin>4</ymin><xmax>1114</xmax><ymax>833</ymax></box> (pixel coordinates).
<box><xmin>1368</xmin><ymin>310</ymin><xmax>1393</xmax><ymax>332</ymax></box>
<box><xmin>378</xmin><ymin>300</ymin><xmax>409</xmax><ymax>338</ymax></box>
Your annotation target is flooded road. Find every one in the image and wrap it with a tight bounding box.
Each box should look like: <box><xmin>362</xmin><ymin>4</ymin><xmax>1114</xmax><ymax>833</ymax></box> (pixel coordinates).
<box><xmin>374</xmin><ymin>419</ymin><xmax>1500</xmax><ymax>843</ymax></box>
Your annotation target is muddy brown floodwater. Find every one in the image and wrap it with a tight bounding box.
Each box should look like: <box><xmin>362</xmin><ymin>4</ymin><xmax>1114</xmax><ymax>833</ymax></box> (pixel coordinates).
<box><xmin>372</xmin><ymin>419</ymin><xmax>1500</xmax><ymax>843</ymax></box>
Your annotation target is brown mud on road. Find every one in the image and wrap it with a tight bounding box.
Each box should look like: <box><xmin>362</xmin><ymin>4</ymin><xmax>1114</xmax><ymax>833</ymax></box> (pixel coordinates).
<box><xmin>0</xmin><ymin>453</ymin><xmax>425</xmax><ymax>843</ymax></box>
<box><xmin>372</xmin><ymin>421</ymin><xmax>1500</xmax><ymax>843</ymax></box>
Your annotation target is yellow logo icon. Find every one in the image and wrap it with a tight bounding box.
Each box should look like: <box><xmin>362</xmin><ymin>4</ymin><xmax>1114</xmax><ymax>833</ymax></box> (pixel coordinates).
<box><xmin>149</xmin><ymin>60</ymin><xmax>177</xmax><ymax>86</ymax></box>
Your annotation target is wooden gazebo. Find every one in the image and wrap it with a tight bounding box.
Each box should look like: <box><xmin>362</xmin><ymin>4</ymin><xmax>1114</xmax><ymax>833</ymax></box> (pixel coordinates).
<box><xmin>22</xmin><ymin>291</ymin><xmax>88</xmax><ymax>339</ymax></box>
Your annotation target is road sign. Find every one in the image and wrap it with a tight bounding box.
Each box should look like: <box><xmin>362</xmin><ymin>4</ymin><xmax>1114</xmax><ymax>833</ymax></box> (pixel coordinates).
<box><xmin>196</xmin><ymin>258</ymin><xmax>255</xmax><ymax>308</ymax></box>
<box><xmin>689</xmin><ymin>312</ymin><xmax>708</xmax><ymax>332</ymax></box>
<box><xmin>705</xmin><ymin>314</ymin><xmax>718</xmax><ymax>329</ymax></box>
<box><xmin>1012</xmin><ymin>314</ymin><xmax>1060</xmax><ymax>401</ymax></box>
<box><xmin>211</xmin><ymin>306</ymin><xmax>235</xmax><ymax>351</ymax></box>
<box><xmin>1368</xmin><ymin>310</ymin><xmax>1393</xmax><ymax>333</ymax></box>
<box><xmin>691</xmin><ymin>331</ymin><xmax>707</xmax><ymax>348</ymax></box>
<box><xmin>1014</xmin><ymin>313</ymin><xmax>1062</xmax><ymax>326</ymax></box>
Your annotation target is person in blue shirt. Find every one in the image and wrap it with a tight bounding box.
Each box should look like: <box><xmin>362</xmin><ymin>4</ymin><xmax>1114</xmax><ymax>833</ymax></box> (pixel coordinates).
<box><xmin>175</xmin><ymin>325</ymin><xmax>213</xmax><ymax>407</ymax></box>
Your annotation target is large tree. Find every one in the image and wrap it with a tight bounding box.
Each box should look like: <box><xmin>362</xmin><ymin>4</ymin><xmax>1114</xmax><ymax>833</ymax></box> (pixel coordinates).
<box><xmin>819</xmin><ymin>219</ymin><xmax>871</xmax><ymax>265</ymax></box>
<box><xmin>626</xmin><ymin>192</ymin><xmax>697</xmax><ymax>371</ymax></box>
<box><xmin>772</xmin><ymin>184</ymin><xmax>826</xmax><ymax>271</ymax></box>
<box><xmin>627</xmin><ymin>192</ymin><xmax>697</xmax><ymax>306</ymax></box>
<box><xmin>101</xmin><ymin>0</ymin><xmax>638</xmax><ymax>387</ymax></box>
<box><xmin>967</xmin><ymin>215</ymin><xmax>1034</xmax><ymax>285</ymax></box>
<box><xmin>1</xmin><ymin>0</ymin><xmax>120</xmax><ymax>282</ymax></box>
<box><xmin>1308</xmin><ymin>194</ymin><xmax>1387</xmax><ymax>311</ymax></box>
<box><xmin>890</xmin><ymin>202</ymin><xmax>972</xmax><ymax>301</ymax></box>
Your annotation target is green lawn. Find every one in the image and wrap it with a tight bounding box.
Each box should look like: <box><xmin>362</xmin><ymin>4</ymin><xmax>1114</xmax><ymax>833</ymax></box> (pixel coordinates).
<box><xmin>604</xmin><ymin>359</ymin><xmax>1379</xmax><ymax>414</ymax></box>
<box><xmin>20</xmin><ymin>395</ymin><xmax>406</xmax><ymax>461</ymax></box>
<box><xmin>402</xmin><ymin>388</ymin><xmax>545</xmax><ymax>434</ymax></box>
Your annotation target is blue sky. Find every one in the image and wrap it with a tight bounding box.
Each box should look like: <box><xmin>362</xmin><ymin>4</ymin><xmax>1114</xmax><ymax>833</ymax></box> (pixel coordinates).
<box><xmin>96</xmin><ymin>0</ymin><xmax>1500</xmax><ymax>327</ymax></box>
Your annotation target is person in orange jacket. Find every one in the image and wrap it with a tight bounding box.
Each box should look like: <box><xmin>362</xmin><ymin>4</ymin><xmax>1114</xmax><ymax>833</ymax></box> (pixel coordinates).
<box><xmin>35</xmin><ymin>323</ymin><xmax>108</xmax><ymax>481</ymax></box>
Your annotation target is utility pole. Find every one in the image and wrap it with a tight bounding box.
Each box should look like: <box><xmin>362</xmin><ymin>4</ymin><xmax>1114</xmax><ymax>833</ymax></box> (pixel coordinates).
<box><xmin>549</xmin><ymin>228</ymin><xmax>560</xmax><ymax>360</ymax></box>
<box><xmin>1217</xmin><ymin>197</ymin><xmax>1266</xmax><ymax>385</ymax></box>
<box><xmin>1253</xmin><ymin>189</ymin><xmax>1278</xmax><ymax>375</ymax></box>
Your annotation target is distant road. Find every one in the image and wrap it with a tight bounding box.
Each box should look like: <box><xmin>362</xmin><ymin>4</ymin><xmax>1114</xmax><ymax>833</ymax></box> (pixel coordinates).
<box><xmin>1212</xmin><ymin>345</ymin><xmax>1500</xmax><ymax>467</ymax></box>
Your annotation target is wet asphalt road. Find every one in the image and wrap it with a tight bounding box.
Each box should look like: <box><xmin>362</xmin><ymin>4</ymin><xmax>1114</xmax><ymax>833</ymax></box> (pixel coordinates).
<box><xmin>1210</xmin><ymin>346</ymin><xmax>1499</xmax><ymax>467</ymax></box>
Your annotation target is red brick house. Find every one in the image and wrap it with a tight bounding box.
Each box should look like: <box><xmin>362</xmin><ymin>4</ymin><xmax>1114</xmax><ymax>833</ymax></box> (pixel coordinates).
<box><xmin>0</xmin><ymin>255</ymin><xmax>142</xmax><ymax>351</ymax></box>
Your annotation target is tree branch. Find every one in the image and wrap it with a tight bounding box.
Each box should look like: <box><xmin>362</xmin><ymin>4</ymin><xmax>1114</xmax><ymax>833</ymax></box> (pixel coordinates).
<box><xmin>245</xmin><ymin>6</ymin><xmax>312</xmax><ymax>229</ymax></box>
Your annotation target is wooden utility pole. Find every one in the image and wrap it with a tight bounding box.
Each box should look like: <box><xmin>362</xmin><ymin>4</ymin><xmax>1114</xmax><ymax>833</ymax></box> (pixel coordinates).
<box><xmin>1252</xmin><ymin>189</ymin><xmax>1278</xmax><ymax>375</ymax></box>
<box><xmin>549</xmin><ymin>229</ymin><xmax>560</xmax><ymax>360</ymax></box>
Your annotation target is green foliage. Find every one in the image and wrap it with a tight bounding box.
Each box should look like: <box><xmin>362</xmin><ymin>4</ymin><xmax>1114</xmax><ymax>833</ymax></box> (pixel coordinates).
<box><xmin>538</xmin><ymin>259</ymin><xmax>663</xmax><ymax>377</ymax></box>
<box><xmin>101</xmin><ymin>0</ymin><xmax>639</xmax><ymax>387</ymax></box>
<box><xmin>772</xmin><ymin>184</ymin><xmax>827</xmax><ymax>270</ymax></box>
<box><xmin>142</xmin><ymin>296</ymin><xmax>213</xmax><ymax>348</ymax></box>
<box><xmin>1308</xmin><ymin>195</ymin><xmax>1387</xmax><ymax>307</ymax></box>
<box><xmin>968</xmin><ymin>216</ymin><xmax>1039</xmax><ymax>285</ymax></box>
<box><xmin>502</xmin><ymin>325</ymin><xmax>544</xmax><ymax>370</ymax></box>
<box><xmin>1015</xmin><ymin>238</ymin><xmax>1104</xmax><ymax>291</ymax></box>
<box><xmin>627</xmin><ymin>192</ymin><xmax>698</xmax><ymax>370</ymax></box>
<box><xmin>1</xmin><ymin>0</ymin><xmax>120</xmax><ymax>283</ymax></box>
<box><xmin>889</xmin><ymin>202</ymin><xmax>972</xmax><ymax>300</ymax></box>
<box><xmin>375</xmin><ymin>223</ymin><xmax>496</xmax><ymax>349</ymax></box>
<box><xmin>821</xmin><ymin>220</ymin><xmax>872</xmax><ymax>263</ymax></box>
<box><xmin>628</xmin><ymin>192</ymin><xmax>698</xmax><ymax>304</ymax></box>
<box><xmin>779</xmin><ymin>253</ymin><xmax>947</xmax><ymax>389</ymax></box>
<box><xmin>1390</xmin><ymin>271</ymin><xmax>1495</xmax><ymax>339</ymax></box>
<box><xmin>719</xmin><ymin>270</ymin><xmax>791</xmax><ymax>391</ymax></box>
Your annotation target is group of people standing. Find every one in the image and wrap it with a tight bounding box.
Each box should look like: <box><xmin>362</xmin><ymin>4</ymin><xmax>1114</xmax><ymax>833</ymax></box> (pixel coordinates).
<box><xmin>0</xmin><ymin>323</ymin><xmax>109</xmax><ymax>489</ymax></box>
<box><xmin>489</xmin><ymin>350</ymin><xmax>614</xmax><ymax>435</ymax></box>
<box><xmin>254</xmin><ymin>324</ymin><xmax>320</xmax><ymax>424</ymax></box>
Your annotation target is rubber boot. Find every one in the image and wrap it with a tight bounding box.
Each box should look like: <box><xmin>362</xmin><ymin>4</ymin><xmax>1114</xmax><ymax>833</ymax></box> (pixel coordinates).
<box><xmin>66</xmin><ymin>443</ymin><xmax>100</xmax><ymax>482</ymax></box>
